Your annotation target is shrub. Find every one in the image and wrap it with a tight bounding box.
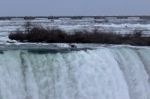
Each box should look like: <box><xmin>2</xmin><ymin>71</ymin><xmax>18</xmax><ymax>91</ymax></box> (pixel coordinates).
<box><xmin>8</xmin><ymin>23</ymin><xmax>150</xmax><ymax>46</ymax></box>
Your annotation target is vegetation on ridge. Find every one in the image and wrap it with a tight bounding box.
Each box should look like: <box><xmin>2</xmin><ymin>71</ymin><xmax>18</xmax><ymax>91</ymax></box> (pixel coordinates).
<box><xmin>8</xmin><ymin>22</ymin><xmax>150</xmax><ymax>46</ymax></box>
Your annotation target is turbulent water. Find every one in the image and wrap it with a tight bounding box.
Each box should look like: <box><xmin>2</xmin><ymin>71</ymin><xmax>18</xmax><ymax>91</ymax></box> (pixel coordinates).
<box><xmin>0</xmin><ymin>47</ymin><xmax>149</xmax><ymax>99</ymax></box>
<box><xmin>1</xmin><ymin>17</ymin><xmax>150</xmax><ymax>43</ymax></box>
<box><xmin>0</xmin><ymin>17</ymin><xmax>150</xmax><ymax>99</ymax></box>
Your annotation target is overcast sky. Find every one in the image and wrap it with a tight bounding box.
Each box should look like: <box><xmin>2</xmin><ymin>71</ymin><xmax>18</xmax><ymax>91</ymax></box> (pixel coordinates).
<box><xmin>0</xmin><ymin>0</ymin><xmax>150</xmax><ymax>16</ymax></box>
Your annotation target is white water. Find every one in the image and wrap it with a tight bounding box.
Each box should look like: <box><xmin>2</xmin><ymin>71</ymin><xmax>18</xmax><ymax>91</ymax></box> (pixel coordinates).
<box><xmin>0</xmin><ymin>47</ymin><xmax>150</xmax><ymax>99</ymax></box>
<box><xmin>1</xmin><ymin>18</ymin><xmax>150</xmax><ymax>43</ymax></box>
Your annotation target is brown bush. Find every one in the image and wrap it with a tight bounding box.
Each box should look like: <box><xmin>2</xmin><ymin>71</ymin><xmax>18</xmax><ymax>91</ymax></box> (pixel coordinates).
<box><xmin>8</xmin><ymin>25</ymin><xmax>150</xmax><ymax>46</ymax></box>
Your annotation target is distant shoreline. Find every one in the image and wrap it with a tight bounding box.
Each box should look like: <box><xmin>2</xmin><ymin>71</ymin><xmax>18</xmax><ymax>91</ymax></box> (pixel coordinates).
<box><xmin>1</xmin><ymin>16</ymin><xmax>150</xmax><ymax>20</ymax></box>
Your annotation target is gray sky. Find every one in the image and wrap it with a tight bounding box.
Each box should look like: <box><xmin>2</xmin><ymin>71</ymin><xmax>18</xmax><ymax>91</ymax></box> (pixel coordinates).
<box><xmin>0</xmin><ymin>0</ymin><xmax>150</xmax><ymax>16</ymax></box>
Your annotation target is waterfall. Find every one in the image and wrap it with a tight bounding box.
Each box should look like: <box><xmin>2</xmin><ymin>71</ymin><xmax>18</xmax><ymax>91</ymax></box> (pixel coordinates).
<box><xmin>0</xmin><ymin>47</ymin><xmax>149</xmax><ymax>99</ymax></box>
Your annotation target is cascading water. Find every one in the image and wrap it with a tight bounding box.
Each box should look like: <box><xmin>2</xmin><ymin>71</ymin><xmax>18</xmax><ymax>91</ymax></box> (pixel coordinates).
<box><xmin>0</xmin><ymin>47</ymin><xmax>150</xmax><ymax>99</ymax></box>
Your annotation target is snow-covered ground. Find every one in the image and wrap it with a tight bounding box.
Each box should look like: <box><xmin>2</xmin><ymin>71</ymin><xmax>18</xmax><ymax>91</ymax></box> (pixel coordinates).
<box><xmin>0</xmin><ymin>17</ymin><xmax>150</xmax><ymax>44</ymax></box>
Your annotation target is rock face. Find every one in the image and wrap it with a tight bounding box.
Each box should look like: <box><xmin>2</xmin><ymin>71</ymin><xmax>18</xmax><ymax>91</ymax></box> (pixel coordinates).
<box><xmin>0</xmin><ymin>46</ymin><xmax>149</xmax><ymax>99</ymax></box>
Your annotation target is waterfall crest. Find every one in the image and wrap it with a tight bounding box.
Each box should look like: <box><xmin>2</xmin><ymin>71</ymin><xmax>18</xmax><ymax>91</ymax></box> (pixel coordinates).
<box><xmin>0</xmin><ymin>47</ymin><xmax>150</xmax><ymax>99</ymax></box>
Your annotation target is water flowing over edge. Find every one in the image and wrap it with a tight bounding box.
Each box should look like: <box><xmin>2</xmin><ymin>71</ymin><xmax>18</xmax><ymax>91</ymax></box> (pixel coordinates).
<box><xmin>0</xmin><ymin>46</ymin><xmax>149</xmax><ymax>99</ymax></box>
